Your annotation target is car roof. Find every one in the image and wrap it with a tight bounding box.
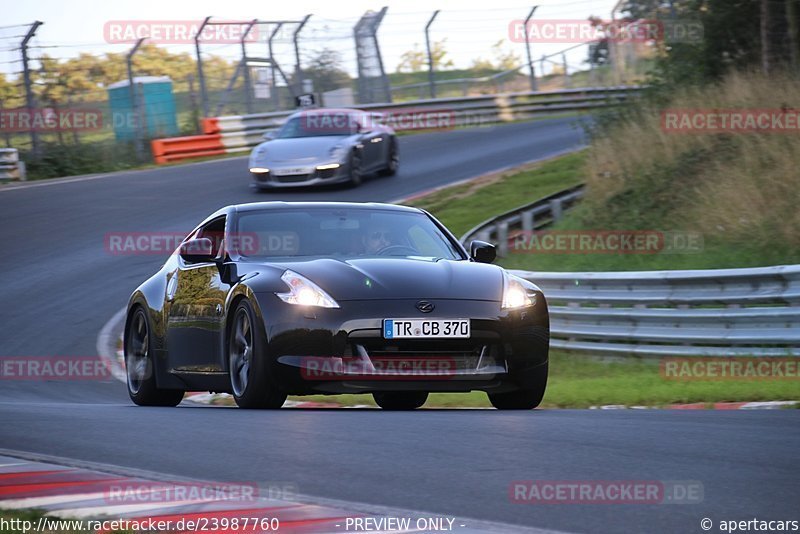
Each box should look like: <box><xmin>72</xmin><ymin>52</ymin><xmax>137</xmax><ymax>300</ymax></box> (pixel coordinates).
<box><xmin>230</xmin><ymin>201</ymin><xmax>423</xmax><ymax>214</ymax></box>
<box><xmin>289</xmin><ymin>108</ymin><xmax>365</xmax><ymax>118</ymax></box>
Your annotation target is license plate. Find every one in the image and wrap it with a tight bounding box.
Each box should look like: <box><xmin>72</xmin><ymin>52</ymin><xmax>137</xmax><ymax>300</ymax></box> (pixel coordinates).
<box><xmin>383</xmin><ymin>319</ymin><xmax>470</xmax><ymax>339</ymax></box>
<box><xmin>273</xmin><ymin>167</ymin><xmax>311</xmax><ymax>176</ymax></box>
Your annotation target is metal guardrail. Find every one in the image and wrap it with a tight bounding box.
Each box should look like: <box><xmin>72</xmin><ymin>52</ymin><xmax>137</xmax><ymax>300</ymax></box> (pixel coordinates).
<box><xmin>152</xmin><ymin>86</ymin><xmax>642</xmax><ymax>164</ymax></box>
<box><xmin>461</xmin><ymin>184</ymin><xmax>585</xmax><ymax>256</ymax></box>
<box><xmin>460</xmin><ymin>185</ymin><xmax>800</xmax><ymax>357</ymax></box>
<box><xmin>0</xmin><ymin>149</ymin><xmax>26</xmax><ymax>181</ymax></box>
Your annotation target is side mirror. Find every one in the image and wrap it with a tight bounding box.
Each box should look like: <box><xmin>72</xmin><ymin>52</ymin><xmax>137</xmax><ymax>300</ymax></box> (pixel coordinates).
<box><xmin>262</xmin><ymin>131</ymin><xmax>276</xmax><ymax>141</ymax></box>
<box><xmin>470</xmin><ymin>240</ymin><xmax>496</xmax><ymax>264</ymax></box>
<box><xmin>180</xmin><ymin>237</ymin><xmax>215</xmax><ymax>263</ymax></box>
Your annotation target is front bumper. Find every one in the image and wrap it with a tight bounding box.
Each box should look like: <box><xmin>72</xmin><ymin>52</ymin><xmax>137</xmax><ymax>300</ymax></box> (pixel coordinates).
<box><xmin>253</xmin><ymin>294</ymin><xmax>549</xmax><ymax>395</ymax></box>
<box><xmin>250</xmin><ymin>163</ymin><xmax>349</xmax><ymax>189</ymax></box>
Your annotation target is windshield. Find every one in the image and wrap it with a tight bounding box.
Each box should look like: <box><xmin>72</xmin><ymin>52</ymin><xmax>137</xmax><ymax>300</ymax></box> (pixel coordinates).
<box><xmin>235</xmin><ymin>208</ymin><xmax>463</xmax><ymax>261</ymax></box>
<box><xmin>275</xmin><ymin>114</ymin><xmax>359</xmax><ymax>138</ymax></box>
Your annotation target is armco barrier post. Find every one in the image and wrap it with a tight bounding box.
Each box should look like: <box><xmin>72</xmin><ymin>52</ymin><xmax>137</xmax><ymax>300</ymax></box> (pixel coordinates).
<box><xmin>521</xmin><ymin>210</ymin><xmax>534</xmax><ymax>232</ymax></box>
<box><xmin>550</xmin><ymin>198</ymin><xmax>563</xmax><ymax>222</ymax></box>
<box><xmin>497</xmin><ymin>222</ymin><xmax>510</xmax><ymax>257</ymax></box>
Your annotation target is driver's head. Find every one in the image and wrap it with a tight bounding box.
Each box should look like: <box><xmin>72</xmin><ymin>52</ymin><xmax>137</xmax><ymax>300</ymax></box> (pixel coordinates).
<box><xmin>363</xmin><ymin>227</ymin><xmax>394</xmax><ymax>254</ymax></box>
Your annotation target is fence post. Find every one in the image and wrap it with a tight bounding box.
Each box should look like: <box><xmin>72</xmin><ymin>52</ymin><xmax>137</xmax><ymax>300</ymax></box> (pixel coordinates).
<box><xmin>21</xmin><ymin>21</ymin><xmax>43</xmax><ymax>159</ymax></box>
<box><xmin>293</xmin><ymin>15</ymin><xmax>311</xmax><ymax>96</ymax></box>
<box><xmin>523</xmin><ymin>6</ymin><xmax>538</xmax><ymax>92</ymax></box>
<box><xmin>353</xmin><ymin>7</ymin><xmax>391</xmax><ymax>104</ymax></box>
<box><xmin>240</xmin><ymin>20</ymin><xmax>258</xmax><ymax>115</ymax></box>
<box><xmin>425</xmin><ymin>10</ymin><xmax>440</xmax><ymax>99</ymax></box>
<box><xmin>126</xmin><ymin>38</ymin><xmax>146</xmax><ymax>163</ymax></box>
<box><xmin>269</xmin><ymin>22</ymin><xmax>284</xmax><ymax>111</ymax></box>
<box><xmin>195</xmin><ymin>16</ymin><xmax>212</xmax><ymax>117</ymax></box>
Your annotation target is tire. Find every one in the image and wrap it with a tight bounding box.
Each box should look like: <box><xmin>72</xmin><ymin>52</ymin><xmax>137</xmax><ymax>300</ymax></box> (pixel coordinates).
<box><xmin>373</xmin><ymin>391</ymin><xmax>428</xmax><ymax>410</ymax></box>
<box><xmin>125</xmin><ymin>307</ymin><xmax>184</xmax><ymax>407</ymax></box>
<box><xmin>378</xmin><ymin>140</ymin><xmax>398</xmax><ymax>177</ymax></box>
<box><xmin>228</xmin><ymin>299</ymin><xmax>287</xmax><ymax>409</ymax></box>
<box><xmin>347</xmin><ymin>150</ymin><xmax>363</xmax><ymax>187</ymax></box>
<box><xmin>488</xmin><ymin>362</ymin><xmax>548</xmax><ymax>410</ymax></box>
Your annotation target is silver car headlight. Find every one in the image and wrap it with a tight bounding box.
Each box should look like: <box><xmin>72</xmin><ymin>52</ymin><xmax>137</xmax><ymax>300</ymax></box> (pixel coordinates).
<box><xmin>502</xmin><ymin>272</ymin><xmax>536</xmax><ymax>309</ymax></box>
<box><xmin>276</xmin><ymin>270</ymin><xmax>339</xmax><ymax>308</ymax></box>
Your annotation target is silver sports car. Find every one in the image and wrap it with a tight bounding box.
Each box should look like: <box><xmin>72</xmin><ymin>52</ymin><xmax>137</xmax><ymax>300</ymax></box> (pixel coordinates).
<box><xmin>248</xmin><ymin>108</ymin><xmax>398</xmax><ymax>189</ymax></box>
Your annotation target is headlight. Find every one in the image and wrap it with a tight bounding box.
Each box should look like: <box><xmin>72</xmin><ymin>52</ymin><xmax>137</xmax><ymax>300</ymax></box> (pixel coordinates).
<box><xmin>502</xmin><ymin>272</ymin><xmax>536</xmax><ymax>309</ymax></box>
<box><xmin>329</xmin><ymin>145</ymin><xmax>347</xmax><ymax>161</ymax></box>
<box><xmin>276</xmin><ymin>270</ymin><xmax>339</xmax><ymax>308</ymax></box>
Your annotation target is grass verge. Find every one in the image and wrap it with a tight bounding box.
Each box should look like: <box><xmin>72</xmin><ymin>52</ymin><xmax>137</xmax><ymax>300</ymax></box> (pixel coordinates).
<box><xmin>405</xmin><ymin>151</ymin><xmax>586</xmax><ymax>237</ymax></box>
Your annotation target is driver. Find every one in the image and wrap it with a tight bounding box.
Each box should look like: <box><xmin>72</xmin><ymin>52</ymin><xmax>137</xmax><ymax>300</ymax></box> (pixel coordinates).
<box><xmin>362</xmin><ymin>227</ymin><xmax>395</xmax><ymax>254</ymax></box>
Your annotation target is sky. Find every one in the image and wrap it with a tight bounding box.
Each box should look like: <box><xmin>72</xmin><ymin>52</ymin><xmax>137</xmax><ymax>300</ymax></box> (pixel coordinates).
<box><xmin>2</xmin><ymin>0</ymin><xmax>620</xmax><ymax>79</ymax></box>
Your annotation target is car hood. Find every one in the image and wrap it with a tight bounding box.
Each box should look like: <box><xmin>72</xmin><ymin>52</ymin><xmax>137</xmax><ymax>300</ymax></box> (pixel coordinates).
<box><xmin>253</xmin><ymin>136</ymin><xmax>353</xmax><ymax>162</ymax></box>
<box><xmin>249</xmin><ymin>258</ymin><xmax>505</xmax><ymax>302</ymax></box>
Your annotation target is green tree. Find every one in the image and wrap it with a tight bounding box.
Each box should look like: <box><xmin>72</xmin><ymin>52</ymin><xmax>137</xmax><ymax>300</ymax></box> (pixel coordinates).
<box><xmin>396</xmin><ymin>40</ymin><xmax>454</xmax><ymax>72</ymax></box>
<box><xmin>0</xmin><ymin>73</ymin><xmax>23</xmax><ymax>108</ymax></box>
<box><xmin>299</xmin><ymin>49</ymin><xmax>351</xmax><ymax>93</ymax></box>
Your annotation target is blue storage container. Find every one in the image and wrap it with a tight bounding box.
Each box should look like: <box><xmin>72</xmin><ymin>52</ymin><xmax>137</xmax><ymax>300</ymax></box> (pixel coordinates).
<box><xmin>107</xmin><ymin>76</ymin><xmax>179</xmax><ymax>141</ymax></box>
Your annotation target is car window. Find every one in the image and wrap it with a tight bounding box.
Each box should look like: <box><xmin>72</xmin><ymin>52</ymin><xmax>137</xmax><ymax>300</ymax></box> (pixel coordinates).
<box><xmin>276</xmin><ymin>114</ymin><xmax>358</xmax><ymax>138</ymax></box>
<box><xmin>235</xmin><ymin>209</ymin><xmax>463</xmax><ymax>260</ymax></box>
<box><xmin>194</xmin><ymin>216</ymin><xmax>227</xmax><ymax>259</ymax></box>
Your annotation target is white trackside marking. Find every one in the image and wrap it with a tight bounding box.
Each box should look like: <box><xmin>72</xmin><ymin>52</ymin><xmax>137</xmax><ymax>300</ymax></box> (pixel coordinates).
<box><xmin>0</xmin><ymin>491</ymin><xmax>110</xmax><ymax>508</ymax></box>
<box><xmin>47</xmin><ymin>499</ymin><xmax>219</xmax><ymax>518</ymax></box>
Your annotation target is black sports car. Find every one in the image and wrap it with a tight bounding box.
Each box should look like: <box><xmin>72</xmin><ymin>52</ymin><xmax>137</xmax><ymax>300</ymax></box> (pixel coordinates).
<box><xmin>124</xmin><ymin>202</ymin><xmax>549</xmax><ymax>410</ymax></box>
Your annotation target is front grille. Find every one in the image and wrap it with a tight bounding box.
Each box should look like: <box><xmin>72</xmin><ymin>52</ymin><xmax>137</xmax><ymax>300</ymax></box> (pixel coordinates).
<box><xmin>277</xmin><ymin>173</ymin><xmax>313</xmax><ymax>183</ymax></box>
<box><xmin>350</xmin><ymin>341</ymin><xmax>506</xmax><ymax>374</ymax></box>
<box><xmin>317</xmin><ymin>168</ymin><xmax>338</xmax><ymax>179</ymax></box>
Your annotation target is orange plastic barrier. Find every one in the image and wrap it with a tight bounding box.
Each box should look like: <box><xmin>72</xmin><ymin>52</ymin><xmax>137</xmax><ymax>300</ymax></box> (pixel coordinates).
<box><xmin>151</xmin><ymin>134</ymin><xmax>224</xmax><ymax>164</ymax></box>
<box><xmin>201</xmin><ymin>117</ymin><xmax>220</xmax><ymax>134</ymax></box>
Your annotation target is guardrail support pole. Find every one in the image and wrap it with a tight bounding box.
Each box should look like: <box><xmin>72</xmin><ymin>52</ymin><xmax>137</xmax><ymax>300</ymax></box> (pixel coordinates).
<box><xmin>195</xmin><ymin>17</ymin><xmax>212</xmax><ymax>117</ymax></box>
<box><xmin>523</xmin><ymin>7</ymin><xmax>538</xmax><ymax>92</ymax></box>
<box><xmin>21</xmin><ymin>21</ymin><xmax>43</xmax><ymax>159</ymax></box>
<box><xmin>522</xmin><ymin>210</ymin><xmax>534</xmax><ymax>232</ymax></box>
<box><xmin>549</xmin><ymin>198</ymin><xmax>563</xmax><ymax>222</ymax></box>
<box><xmin>497</xmin><ymin>222</ymin><xmax>509</xmax><ymax>257</ymax></box>
<box><xmin>425</xmin><ymin>10</ymin><xmax>441</xmax><ymax>99</ymax></box>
